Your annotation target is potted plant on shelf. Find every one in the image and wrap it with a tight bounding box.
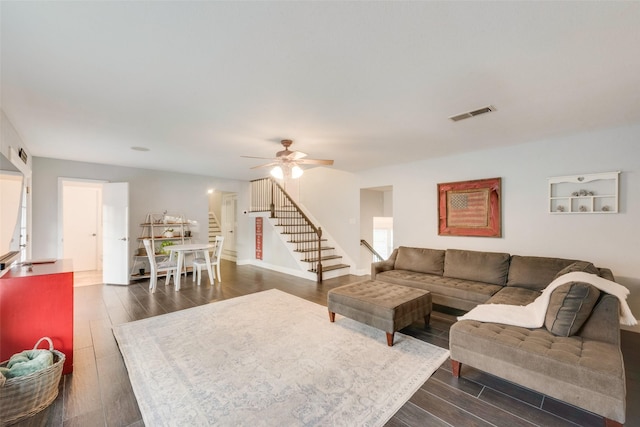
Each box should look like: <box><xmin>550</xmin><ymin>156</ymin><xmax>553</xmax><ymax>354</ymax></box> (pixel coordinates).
<box><xmin>159</xmin><ymin>241</ymin><xmax>174</xmax><ymax>255</ymax></box>
<box><xmin>163</xmin><ymin>228</ymin><xmax>174</xmax><ymax>238</ymax></box>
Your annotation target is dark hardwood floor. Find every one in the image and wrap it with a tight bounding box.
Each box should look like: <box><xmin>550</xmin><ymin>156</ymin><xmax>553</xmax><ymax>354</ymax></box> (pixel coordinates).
<box><xmin>13</xmin><ymin>260</ymin><xmax>639</xmax><ymax>427</ymax></box>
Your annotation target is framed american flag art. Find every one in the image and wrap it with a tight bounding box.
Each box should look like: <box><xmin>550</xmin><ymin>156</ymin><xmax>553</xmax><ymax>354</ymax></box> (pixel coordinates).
<box><xmin>438</xmin><ymin>177</ymin><xmax>501</xmax><ymax>237</ymax></box>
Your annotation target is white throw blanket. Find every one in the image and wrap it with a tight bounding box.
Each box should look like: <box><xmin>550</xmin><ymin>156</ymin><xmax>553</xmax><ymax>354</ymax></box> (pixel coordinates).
<box><xmin>459</xmin><ymin>271</ymin><xmax>638</xmax><ymax>327</ymax></box>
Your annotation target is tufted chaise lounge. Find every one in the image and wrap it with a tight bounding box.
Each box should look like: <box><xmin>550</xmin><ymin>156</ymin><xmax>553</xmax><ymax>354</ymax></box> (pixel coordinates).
<box><xmin>450</xmin><ymin>294</ymin><xmax>625</xmax><ymax>426</ymax></box>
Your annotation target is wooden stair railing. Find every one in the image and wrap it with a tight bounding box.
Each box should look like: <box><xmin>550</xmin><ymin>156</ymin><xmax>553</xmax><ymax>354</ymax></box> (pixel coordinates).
<box><xmin>360</xmin><ymin>239</ymin><xmax>384</xmax><ymax>262</ymax></box>
<box><xmin>250</xmin><ymin>177</ymin><xmax>325</xmax><ymax>282</ymax></box>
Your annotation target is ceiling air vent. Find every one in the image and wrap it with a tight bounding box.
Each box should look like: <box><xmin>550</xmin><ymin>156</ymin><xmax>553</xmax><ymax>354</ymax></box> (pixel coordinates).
<box><xmin>449</xmin><ymin>105</ymin><xmax>496</xmax><ymax>122</ymax></box>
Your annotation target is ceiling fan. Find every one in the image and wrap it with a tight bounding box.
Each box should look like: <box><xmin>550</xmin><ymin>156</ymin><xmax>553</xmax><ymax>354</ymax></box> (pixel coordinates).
<box><xmin>242</xmin><ymin>139</ymin><xmax>334</xmax><ymax>179</ymax></box>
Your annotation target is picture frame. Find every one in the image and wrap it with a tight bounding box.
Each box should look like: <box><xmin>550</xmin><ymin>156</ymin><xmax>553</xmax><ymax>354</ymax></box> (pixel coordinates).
<box><xmin>438</xmin><ymin>177</ymin><xmax>501</xmax><ymax>237</ymax></box>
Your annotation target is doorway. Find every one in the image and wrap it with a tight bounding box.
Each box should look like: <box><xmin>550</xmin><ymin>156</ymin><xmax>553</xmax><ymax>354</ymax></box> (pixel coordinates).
<box><xmin>61</xmin><ymin>180</ymin><xmax>103</xmax><ymax>275</ymax></box>
<box><xmin>360</xmin><ymin>186</ymin><xmax>393</xmax><ymax>268</ymax></box>
<box><xmin>221</xmin><ymin>193</ymin><xmax>238</xmax><ymax>261</ymax></box>
<box><xmin>59</xmin><ymin>179</ymin><xmax>130</xmax><ymax>286</ymax></box>
<box><xmin>208</xmin><ymin>190</ymin><xmax>238</xmax><ymax>262</ymax></box>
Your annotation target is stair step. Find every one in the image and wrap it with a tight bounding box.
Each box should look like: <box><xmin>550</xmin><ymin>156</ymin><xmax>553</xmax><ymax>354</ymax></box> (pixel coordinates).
<box><xmin>302</xmin><ymin>254</ymin><xmax>342</xmax><ymax>263</ymax></box>
<box><xmin>308</xmin><ymin>263</ymin><xmax>350</xmax><ymax>273</ymax></box>
<box><xmin>294</xmin><ymin>246</ymin><xmax>334</xmax><ymax>253</ymax></box>
<box><xmin>282</xmin><ymin>231</ymin><xmax>317</xmax><ymax>235</ymax></box>
<box><xmin>288</xmin><ymin>238</ymin><xmax>327</xmax><ymax>244</ymax></box>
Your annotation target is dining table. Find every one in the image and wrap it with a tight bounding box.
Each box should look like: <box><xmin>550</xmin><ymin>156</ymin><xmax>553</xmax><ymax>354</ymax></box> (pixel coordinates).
<box><xmin>167</xmin><ymin>242</ymin><xmax>215</xmax><ymax>291</ymax></box>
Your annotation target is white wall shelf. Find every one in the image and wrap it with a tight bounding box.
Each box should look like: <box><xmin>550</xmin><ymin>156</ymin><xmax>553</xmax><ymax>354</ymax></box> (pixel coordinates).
<box><xmin>548</xmin><ymin>171</ymin><xmax>620</xmax><ymax>214</ymax></box>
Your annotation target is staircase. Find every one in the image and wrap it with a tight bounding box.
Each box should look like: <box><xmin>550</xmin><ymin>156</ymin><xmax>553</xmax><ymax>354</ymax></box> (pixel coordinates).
<box><xmin>274</xmin><ymin>204</ymin><xmax>350</xmax><ymax>277</ymax></box>
<box><xmin>250</xmin><ymin>177</ymin><xmax>350</xmax><ymax>282</ymax></box>
<box><xmin>208</xmin><ymin>212</ymin><xmax>221</xmax><ymax>244</ymax></box>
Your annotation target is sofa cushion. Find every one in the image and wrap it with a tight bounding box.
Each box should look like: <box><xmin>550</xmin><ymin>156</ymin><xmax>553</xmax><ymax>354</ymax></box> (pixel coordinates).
<box><xmin>507</xmin><ymin>256</ymin><xmax>578</xmax><ymax>291</ymax></box>
<box><xmin>375</xmin><ymin>270</ymin><xmax>501</xmax><ymax>307</ymax></box>
<box><xmin>553</xmin><ymin>261</ymin><xmax>600</xmax><ymax>280</ymax></box>
<box><xmin>487</xmin><ymin>286</ymin><xmax>540</xmax><ymax>306</ymax></box>
<box><xmin>394</xmin><ymin>246</ymin><xmax>445</xmax><ymax>275</ymax></box>
<box><xmin>545</xmin><ymin>282</ymin><xmax>601</xmax><ymax>337</ymax></box>
<box><xmin>444</xmin><ymin>249</ymin><xmax>510</xmax><ymax>286</ymax></box>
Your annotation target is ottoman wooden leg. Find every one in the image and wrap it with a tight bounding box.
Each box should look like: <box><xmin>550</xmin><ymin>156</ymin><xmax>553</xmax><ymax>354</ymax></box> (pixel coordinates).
<box><xmin>328</xmin><ymin>311</ymin><xmax>336</xmax><ymax>322</ymax></box>
<box><xmin>451</xmin><ymin>360</ymin><xmax>461</xmax><ymax>378</ymax></box>
<box><xmin>424</xmin><ymin>313</ymin><xmax>431</xmax><ymax>327</ymax></box>
<box><xmin>386</xmin><ymin>332</ymin><xmax>394</xmax><ymax>346</ymax></box>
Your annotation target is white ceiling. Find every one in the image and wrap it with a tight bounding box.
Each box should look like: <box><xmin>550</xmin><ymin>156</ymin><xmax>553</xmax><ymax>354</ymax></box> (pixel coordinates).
<box><xmin>2</xmin><ymin>1</ymin><xmax>640</xmax><ymax>181</ymax></box>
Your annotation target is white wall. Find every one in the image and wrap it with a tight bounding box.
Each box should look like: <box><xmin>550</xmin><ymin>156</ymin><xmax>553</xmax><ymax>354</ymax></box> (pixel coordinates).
<box><xmin>31</xmin><ymin>157</ymin><xmax>246</xmax><ymax>266</ymax></box>
<box><xmin>261</xmin><ymin>216</ymin><xmax>301</xmax><ymax>270</ymax></box>
<box><xmin>1</xmin><ymin>111</ymin><xmax>32</xmax><ymax>170</ymax></box>
<box><xmin>383</xmin><ymin>190</ymin><xmax>393</xmax><ymax>217</ymax></box>
<box><xmin>299</xmin><ymin>167</ymin><xmax>361</xmax><ymax>269</ymax></box>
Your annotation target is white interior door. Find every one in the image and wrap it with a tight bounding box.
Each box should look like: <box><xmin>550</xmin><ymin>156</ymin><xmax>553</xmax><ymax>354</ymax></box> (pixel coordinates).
<box><xmin>62</xmin><ymin>183</ymin><xmax>101</xmax><ymax>271</ymax></box>
<box><xmin>221</xmin><ymin>193</ymin><xmax>237</xmax><ymax>259</ymax></box>
<box><xmin>103</xmin><ymin>182</ymin><xmax>129</xmax><ymax>285</ymax></box>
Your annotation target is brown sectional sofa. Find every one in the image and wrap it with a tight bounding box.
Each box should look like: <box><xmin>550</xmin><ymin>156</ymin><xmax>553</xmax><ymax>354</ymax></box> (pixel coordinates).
<box><xmin>371</xmin><ymin>246</ymin><xmax>626</xmax><ymax>426</ymax></box>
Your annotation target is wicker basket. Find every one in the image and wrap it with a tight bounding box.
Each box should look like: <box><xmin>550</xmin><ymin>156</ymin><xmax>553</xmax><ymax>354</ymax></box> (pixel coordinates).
<box><xmin>0</xmin><ymin>337</ymin><xmax>65</xmax><ymax>426</ymax></box>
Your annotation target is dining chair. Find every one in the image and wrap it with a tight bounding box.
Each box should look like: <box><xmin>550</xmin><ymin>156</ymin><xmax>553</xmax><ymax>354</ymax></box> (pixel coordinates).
<box><xmin>143</xmin><ymin>239</ymin><xmax>178</xmax><ymax>293</ymax></box>
<box><xmin>193</xmin><ymin>235</ymin><xmax>224</xmax><ymax>286</ymax></box>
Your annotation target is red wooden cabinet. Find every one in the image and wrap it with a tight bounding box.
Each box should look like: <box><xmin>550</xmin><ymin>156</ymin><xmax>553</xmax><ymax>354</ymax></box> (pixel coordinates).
<box><xmin>0</xmin><ymin>259</ymin><xmax>74</xmax><ymax>374</ymax></box>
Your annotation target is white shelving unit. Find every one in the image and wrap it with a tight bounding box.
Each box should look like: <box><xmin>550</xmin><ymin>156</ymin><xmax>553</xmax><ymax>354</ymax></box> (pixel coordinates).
<box><xmin>130</xmin><ymin>213</ymin><xmax>192</xmax><ymax>280</ymax></box>
<box><xmin>548</xmin><ymin>171</ymin><xmax>620</xmax><ymax>214</ymax></box>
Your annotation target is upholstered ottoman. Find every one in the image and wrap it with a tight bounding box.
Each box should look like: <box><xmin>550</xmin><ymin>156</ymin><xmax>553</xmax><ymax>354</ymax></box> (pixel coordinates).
<box><xmin>327</xmin><ymin>280</ymin><xmax>432</xmax><ymax>346</ymax></box>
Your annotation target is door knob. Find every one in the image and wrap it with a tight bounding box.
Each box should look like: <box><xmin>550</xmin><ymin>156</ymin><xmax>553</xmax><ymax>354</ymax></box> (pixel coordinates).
<box><xmin>119</xmin><ymin>237</ymin><xmax>128</xmax><ymax>241</ymax></box>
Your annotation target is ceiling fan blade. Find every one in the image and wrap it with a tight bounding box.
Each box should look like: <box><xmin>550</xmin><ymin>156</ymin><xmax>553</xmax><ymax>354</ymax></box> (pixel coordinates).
<box><xmin>241</xmin><ymin>155</ymin><xmax>274</xmax><ymax>160</ymax></box>
<box><xmin>250</xmin><ymin>162</ymin><xmax>279</xmax><ymax>169</ymax></box>
<box><xmin>297</xmin><ymin>159</ymin><xmax>334</xmax><ymax>166</ymax></box>
<box><xmin>243</xmin><ymin>139</ymin><xmax>334</xmax><ymax>170</ymax></box>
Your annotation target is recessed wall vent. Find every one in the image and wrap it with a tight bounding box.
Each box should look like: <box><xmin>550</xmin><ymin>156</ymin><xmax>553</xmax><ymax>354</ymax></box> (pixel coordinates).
<box><xmin>449</xmin><ymin>105</ymin><xmax>496</xmax><ymax>122</ymax></box>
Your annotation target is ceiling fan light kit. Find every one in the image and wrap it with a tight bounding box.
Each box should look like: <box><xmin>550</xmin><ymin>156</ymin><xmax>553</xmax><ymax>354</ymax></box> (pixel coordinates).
<box><xmin>270</xmin><ymin>164</ymin><xmax>304</xmax><ymax>180</ymax></box>
<box><xmin>242</xmin><ymin>139</ymin><xmax>334</xmax><ymax>180</ymax></box>
<box><xmin>270</xmin><ymin>166</ymin><xmax>284</xmax><ymax>179</ymax></box>
<box><xmin>291</xmin><ymin>165</ymin><xmax>303</xmax><ymax>179</ymax></box>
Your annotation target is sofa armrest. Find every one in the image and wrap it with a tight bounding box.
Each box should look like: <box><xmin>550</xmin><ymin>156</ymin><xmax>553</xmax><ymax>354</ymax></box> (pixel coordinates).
<box><xmin>579</xmin><ymin>294</ymin><xmax>621</xmax><ymax>346</ymax></box>
<box><xmin>371</xmin><ymin>248</ymin><xmax>398</xmax><ymax>280</ymax></box>
<box><xmin>598</xmin><ymin>267</ymin><xmax>615</xmax><ymax>282</ymax></box>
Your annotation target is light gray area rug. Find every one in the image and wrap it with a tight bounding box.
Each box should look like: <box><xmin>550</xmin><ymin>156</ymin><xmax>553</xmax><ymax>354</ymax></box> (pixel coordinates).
<box><xmin>113</xmin><ymin>289</ymin><xmax>450</xmax><ymax>426</ymax></box>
